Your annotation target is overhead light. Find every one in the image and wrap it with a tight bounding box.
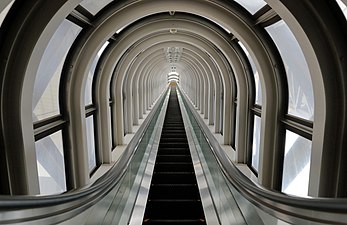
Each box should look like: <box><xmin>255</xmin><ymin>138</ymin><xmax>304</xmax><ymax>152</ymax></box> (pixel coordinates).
<box><xmin>169</xmin><ymin>11</ymin><xmax>175</xmax><ymax>16</ymax></box>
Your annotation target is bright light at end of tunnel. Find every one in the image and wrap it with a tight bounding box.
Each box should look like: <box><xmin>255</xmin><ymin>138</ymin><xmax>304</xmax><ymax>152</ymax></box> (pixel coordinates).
<box><xmin>168</xmin><ymin>71</ymin><xmax>179</xmax><ymax>76</ymax></box>
<box><xmin>168</xmin><ymin>71</ymin><xmax>179</xmax><ymax>83</ymax></box>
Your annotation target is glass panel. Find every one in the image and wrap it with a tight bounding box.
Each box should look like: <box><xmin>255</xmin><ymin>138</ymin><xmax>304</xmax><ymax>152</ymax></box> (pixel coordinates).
<box><xmin>85</xmin><ymin>41</ymin><xmax>109</xmax><ymax>105</ymax></box>
<box><xmin>0</xmin><ymin>0</ymin><xmax>14</xmax><ymax>28</ymax></box>
<box><xmin>86</xmin><ymin>116</ymin><xmax>96</xmax><ymax>171</ymax></box>
<box><xmin>234</xmin><ymin>0</ymin><xmax>266</xmax><ymax>14</ymax></box>
<box><xmin>35</xmin><ymin>131</ymin><xmax>66</xmax><ymax>195</ymax></box>
<box><xmin>80</xmin><ymin>0</ymin><xmax>113</xmax><ymax>15</ymax></box>
<box><xmin>282</xmin><ymin>130</ymin><xmax>312</xmax><ymax>197</ymax></box>
<box><xmin>337</xmin><ymin>0</ymin><xmax>347</xmax><ymax>18</ymax></box>
<box><xmin>33</xmin><ymin>20</ymin><xmax>82</xmax><ymax>121</ymax></box>
<box><xmin>266</xmin><ymin>21</ymin><xmax>314</xmax><ymax>120</ymax></box>
<box><xmin>251</xmin><ymin>116</ymin><xmax>261</xmax><ymax>171</ymax></box>
<box><xmin>239</xmin><ymin>41</ymin><xmax>262</xmax><ymax>105</ymax></box>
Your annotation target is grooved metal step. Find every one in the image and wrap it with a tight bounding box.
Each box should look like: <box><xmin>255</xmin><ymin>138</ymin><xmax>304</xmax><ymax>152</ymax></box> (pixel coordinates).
<box><xmin>155</xmin><ymin>162</ymin><xmax>193</xmax><ymax>172</ymax></box>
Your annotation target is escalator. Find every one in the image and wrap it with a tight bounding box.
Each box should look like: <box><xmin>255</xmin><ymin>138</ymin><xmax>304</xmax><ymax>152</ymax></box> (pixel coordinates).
<box><xmin>2</xmin><ymin>87</ymin><xmax>347</xmax><ymax>225</ymax></box>
<box><xmin>142</xmin><ymin>87</ymin><xmax>206</xmax><ymax>224</ymax></box>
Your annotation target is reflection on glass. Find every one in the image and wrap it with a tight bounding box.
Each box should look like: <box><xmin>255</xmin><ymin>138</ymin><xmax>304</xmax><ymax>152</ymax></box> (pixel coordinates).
<box><xmin>266</xmin><ymin>20</ymin><xmax>314</xmax><ymax>120</ymax></box>
<box><xmin>239</xmin><ymin>41</ymin><xmax>262</xmax><ymax>105</ymax></box>
<box><xmin>337</xmin><ymin>0</ymin><xmax>347</xmax><ymax>18</ymax></box>
<box><xmin>234</xmin><ymin>0</ymin><xmax>266</xmax><ymax>14</ymax></box>
<box><xmin>80</xmin><ymin>0</ymin><xmax>113</xmax><ymax>15</ymax></box>
<box><xmin>35</xmin><ymin>131</ymin><xmax>66</xmax><ymax>195</ymax></box>
<box><xmin>86</xmin><ymin>116</ymin><xmax>96</xmax><ymax>171</ymax></box>
<box><xmin>282</xmin><ymin>130</ymin><xmax>312</xmax><ymax>197</ymax></box>
<box><xmin>251</xmin><ymin>116</ymin><xmax>261</xmax><ymax>171</ymax></box>
<box><xmin>0</xmin><ymin>0</ymin><xmax>14</xmax><ymax>28</ymax></box>
<box><xmin>33</xmin><ymin>20</ymin><xmax>82</xmax><ymax>121</ymax></box>
<box><xmin>85</xmin><ymin>41</ymin><xmax>109</xmax><ymax>105</ymax></box>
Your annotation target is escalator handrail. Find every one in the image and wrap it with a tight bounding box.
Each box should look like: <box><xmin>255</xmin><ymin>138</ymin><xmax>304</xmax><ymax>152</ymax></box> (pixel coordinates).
<box><xmin>178</xmin><ymin>87</ymin><xmax>347</xmax><ymax>224</ymax></box>
<box><xmin>0</xmin><ymin>88</ymin><xmax>169</xmax><ymax>222</ymax></box>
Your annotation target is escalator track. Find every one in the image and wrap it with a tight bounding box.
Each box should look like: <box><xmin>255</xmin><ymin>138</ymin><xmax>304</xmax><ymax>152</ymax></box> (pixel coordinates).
<box><xmin>142</xmin><ymin>87</ymin><xmax>206</xmax><ymax>225</ymax></box>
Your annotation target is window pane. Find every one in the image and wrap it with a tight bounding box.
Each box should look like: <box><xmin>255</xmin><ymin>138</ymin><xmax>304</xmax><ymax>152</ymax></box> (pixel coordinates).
<box><xmin>35</xmin><ymin>131</ymin><xmax>66</xmax><ymax>195</ymax></box>
<box><xmin>251</xmin><ymin>116</ymin><xmax>261</xmax><ymax>171</ymax></box>
<box><xmin>266</xmin><ymin>20</ymin><xmax>314</xmax><ymax>120</ymax></box>
<box><xmin>33</xmin><ymin>20</ymin><xmax>82</xmax><ymax>121</ymax></box>
<box><xmin>234</xmin><ymin>0</ymin><xmax>266</xmax><ymax>14</ymax></box>
<box><xmin>86</xmin><ymin>116</ymin><xmax>96</xmax><ymax>171</ymax></box>
<box><xmin>85</xmin><ymin>41</ymin><xmax>109</xmax><ymax>105</ymax></box>
<box><xmin>282</xmin><ymin>130</ymin><xmax>312</xmax><ymax>197</ymax></box>
<box><xmin>0</xmin><ymin>0</ymin><xmax>14</xmax><ymax>28</ymax></box>
<box><xmin>239</xmin><ymin>41</ymin><xmax>262</xmax><ymax>105</ymax></box>
<box><xmin>337</xmin><ymin>0</ymin><xmax>347</xmax><ymax>19</ymax></box>
<box><xmin>80</xmin><ymin>0</ymin><xmax>113</xmax><ymax>15</ymax></box>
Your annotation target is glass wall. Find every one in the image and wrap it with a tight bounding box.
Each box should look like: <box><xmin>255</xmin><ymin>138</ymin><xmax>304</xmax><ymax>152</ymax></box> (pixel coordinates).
<box><xmin>251</xmin><ymin>116</ymin><xmax>261</xmax><ymax>171</ymax></box>
<box><xmin>33</xmin><ymin>19</ymin><xmax>82</xmax><ymax>121</ymax></box>
<box><xmin>32</xmin><ymin>18</ymin><xmax>83</xmax><ymax>194</ymax></box>
<box><xmin>239</xmin><ymin>41</ymin><xmax>262</xmax><ymax>105</ymax></box>
<box><xmin>85</xmin><ymin>41</ymin><xmax>109</xmax><ymax>105</ymax></box>
<box><xmin>266</xmin><ymin>20</ymin><xmax>314</xmax><ymax>120</ymax></box>
<box><xmin>265</xmin><ymin>19</ymin><xmax>314</xmax><ymax>196</ymax></box>
<box><xmin>253</xmin><ymin>62</ymin><xmax>262</xmax><ymax>105</ymax></box>
<box><xmin>35</xmin><ymin>131</ymin><xmax>66</xmax><ymax>195</ymax></box>
<box><xmin>234</xmin><ymin>0</ymin><xmax>266</xmax><ymax>14</ymax></box>
<box><xmin>80</xmin><ymin>0</ymin><xmax>113</xmax><ymax>15</ymax></box>
<box><xmin>239</xmin><ymin>41</ymin><xmax>263</xmax><ymax>174</ymax></box>
<box><xmin>86</xmin><ymin>116</ymin><xmax>97</xmax><ymax>172</ymax></box>
<box><xmin>337</xmin><ymin>0</ymin><xmax>347</xmax><ymax>18</ymax></box>
<box><xmin>0</xmin><ymin>0</ymin><xmax>14</xmax><ymax>28</ymax></box>
<box><xmin>282</xmin><ymin>130</ymin><xmax>312</xmax><ymax>197</ymax></box>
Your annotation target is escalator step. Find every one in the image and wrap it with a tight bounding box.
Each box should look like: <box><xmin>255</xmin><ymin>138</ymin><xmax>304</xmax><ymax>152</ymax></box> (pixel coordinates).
<box><xmin>143</xmin><ymin>219</ymin><xmax>206</xmax><ymax>225</ymax></box>
<box><xmin>162</xmin><ymin>127</ymin><xmax>185</xmax><ymax>130</ymax></box>
<box><xmin>155</xmin><ymin>155</ymin><xmax>192</xmax><ymax>163</ymax></box>
<box><xmin>160</xmin><ymin>138</ymin><xmax>188</xmax><ymax>143</ymax></box>
<box><xmin>162</xmin><ymin>125</ymin><xmax>184</xmax><ymax>128</ymax></box>
<box><xmin>157</xmin><ymin>148</ymin><xmax>190</xmax><ymax>155</ymax></box>
<box><xmin>149</xmin><ymin>184</ymin><xmax>199</xmax><ymax>199</ymax></box>
<box><xmin>161</xmin><ymin>130</ymin><xmax>186</xmax><ymax>135</ymax></box>
<box><xmin>164</xmin><ymin>121</ymin><xmax>183</xmax><ymax>124</ymax></box>
<box><xmin>159</xmin><ymin>143</ymin><xmax>189</xmax><ymax>148</ymax></box>
<box><xmin>155</xmin><ymin>162</ymin><xmax>193</xmax><ymax>172</ymax></box>
<box><xmin>161</xmin><ymin>134</ymin><xmax>186</xmax><ymax>139</ymax></box>
<box><xmin>151</xmin><ymin>172</ymin><xmax>196</xmax><ymax>184</ymax></box>
<box><xmin>144</xmin><ymin>200</ymin><xmax>204</xmax><ymax>220</ymax></box>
